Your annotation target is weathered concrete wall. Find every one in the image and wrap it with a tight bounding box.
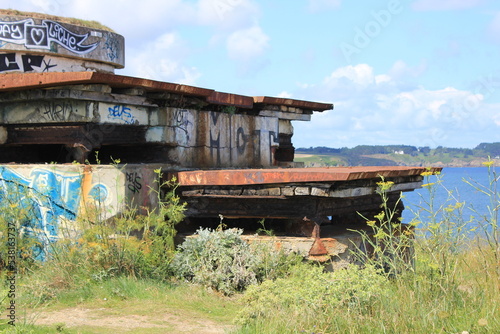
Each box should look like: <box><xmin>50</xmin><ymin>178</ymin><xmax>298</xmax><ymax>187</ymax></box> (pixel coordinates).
<box><xmin>0</xmin><ymin>89</ymin><xmax>281</xmax><ymax>167</ymax></box>
<box><xmin>0</xmin><ymin>164</ymin><xmax>160</xmax><ymax>258</ymax></box>
<box><xmin>158</xmin><ymin>109</ymin><xmax>279</xmax><ymax>168</ymax></box>
<box><xmin>0</xmin><ymin>12</ymin><xmax>125</xmax><ymax>71</ymax></box>
<box><xmin>0</xmin><ymin>52</ymin><xmax>117</xmax><ymax>73</ymax></box>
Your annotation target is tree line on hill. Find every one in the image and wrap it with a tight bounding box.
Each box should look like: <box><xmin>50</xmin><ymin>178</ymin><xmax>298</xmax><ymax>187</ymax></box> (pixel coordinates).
<box><xmin>296</xmin><ymin>142</ymin><xmax>500</xmax><ymax>166</ymax></box>
<box><xmin>298</xmin><ymin>143</ymin><xmax>500</xmax><ymax>157</ymax></box>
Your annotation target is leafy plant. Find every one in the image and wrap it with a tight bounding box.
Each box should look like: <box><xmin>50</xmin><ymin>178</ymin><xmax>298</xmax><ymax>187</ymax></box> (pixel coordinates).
<box><xmin>350</xmin><ymin>176</ymin><xmax>416</xmax><ymax>276</ymax></box>
<box><xmin>137</xmin><ymin>171</ymin><xmax>187</xmax><ymax>279</ymax></box>
<box><xmin>462</xmin><ymin>159</ymin><xmax>500</xmax><ymax>279</ymax></box>
<box><xmin>236</xmin><ymin>263</ymin><xmax>390</xmax><ymax>326</ymax></box>
<box><xmin>255</xmin><ymin>219</ymin><xmax>274</xmax><ymax>236</ymax></box>
<box><xmin>171</xmin><ymin>227</ymin><xmax>300</xmax><ymax>295</ymax></box>
<box><xmin>221</xmin><ymin>105</ymin><xmax>237</xmax><ymax>115</ymax></box>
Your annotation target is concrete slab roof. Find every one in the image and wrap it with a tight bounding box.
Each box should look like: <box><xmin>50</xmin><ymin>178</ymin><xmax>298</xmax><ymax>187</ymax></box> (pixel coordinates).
<box><xmin>0</xmin><ymin>72</ymin><xmax>333</xmax><ymax>112</ymax></box>
<box><xmin>171</xmin><ymin>166</ymin><xmax>442</xmax><ymax>186</ymax></box>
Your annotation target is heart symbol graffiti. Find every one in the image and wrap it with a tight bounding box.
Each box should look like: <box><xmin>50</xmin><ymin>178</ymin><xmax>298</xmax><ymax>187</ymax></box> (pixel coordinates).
<box><xmin>30</xmin><ymin>28</ymin><xmax>45</xmax><ymax>45</ymax></box>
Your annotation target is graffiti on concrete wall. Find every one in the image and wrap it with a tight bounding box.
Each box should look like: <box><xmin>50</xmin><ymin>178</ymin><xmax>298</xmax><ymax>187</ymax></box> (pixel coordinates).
<box><xmin>209</xmin><ymin>112</ymin><xmax>225</xmax><ymax>165</ymax></box>
<box><xmin>0</xmin><ymin>53</ymin><xmax>57</xmax><ymax>73</ymax></box>
<box><xmin>41</xmin><ymin>101</ymin><xmax>78</xmax><ymax>121</ymax></box>
<box><xmin>3</xmin><ymin>100</ymin><xmax>86</xmax><ymax>124</ymax></box>
<box><xmin>0</xmin><ymin>165</ymin><xmax>159</xmax><ymax>261</ymax></box>
<box><xmin>107</xmin><ymin>105</ymin><xmax>137</xmax><ymax>125</ymax></box>
<box><xmin>0</xmin><ymin>167</ymin><xmax>84</xmax><ymax>259</ymax></box>
<box><xmin>104</xmin><ymin>34</ymin><xmax>120</xmax><ymax>62</ymax></box>
<box><xmin>233</xmin><ymin>129</ymin><xmax>279</xmax><ymax>165</ymax></box>
<box><xmin>0</xmin><ymin>19</ymin><xmax>98</xmax><ymax>54</ymax></box>
<box><xmin>173</xmin><ymin>109</ymin><xmax>193</xmax><ymax>146</ymax></box>
<box><xmin>167</xmin><ymin>109</ymin><xmax>280</xmax><ymax>167</ymax></box>
<box><xmin>126</xmin><ymin>171</ymin><xmax>142</xmax><ymax>194</ymax></box>
<box><xmin>206</xmin><ymin>111</ymin><xmax>279</xmax><ymax>166</ymax></box>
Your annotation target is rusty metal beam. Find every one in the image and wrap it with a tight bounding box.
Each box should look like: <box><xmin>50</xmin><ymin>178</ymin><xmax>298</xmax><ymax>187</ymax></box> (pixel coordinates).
<box><xmin>0</xmin><ymin>72</ymin><xmax>214</xmax><ymax>97</ymax></box>
<box><xmin>206</xmin><ymin>91</ymin><xmax>254</xmax><ymax>109</ymax></box>
<box><xmin>0</xmin><ymin>73</ymin><xmax>333</xmax><ymax>114</ymax></box>
<box><xmin>253</xmin><ymin>96</ymin><xmax>333</xmax><ymax>112</ymax></box>
<box><xmin>172</xmin><ymin>166</ymin><xmax>442</xmax><ymax>187</ymax></box>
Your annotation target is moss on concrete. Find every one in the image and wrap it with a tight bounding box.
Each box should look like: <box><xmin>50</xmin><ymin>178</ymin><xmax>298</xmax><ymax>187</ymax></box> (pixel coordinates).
<box><xmin>0</xmin><ymin>9</ymin><xmax>114</xmax><ymax>32</ymax></box>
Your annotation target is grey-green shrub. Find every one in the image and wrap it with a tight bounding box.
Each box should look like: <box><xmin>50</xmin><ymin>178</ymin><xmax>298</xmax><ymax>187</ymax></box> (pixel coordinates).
<box><xmin>170</xmin><ymin>227</ymin><xmax>300</xmax><ymax>295</ymax></box>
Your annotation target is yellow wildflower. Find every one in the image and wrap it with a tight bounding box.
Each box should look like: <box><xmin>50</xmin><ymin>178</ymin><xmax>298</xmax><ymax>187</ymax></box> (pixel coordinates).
<box><xmin>403</xmin><ymin>229</ymin><xmax>413</xmax><ymax>236</ymax></box>
<box><xmin>428</xmin><ymin>262</ymin><xmax>439</xmax><ymax>270</ymax></box>
<box><xmin>482</xmin><ymin>160</ymin><xmax>494</xmax><ymax>167</ymax></box>
<box><xmin>374</xmin><ymin>230</ymin><xmax>388</xmax><ymax>239</ymax></box>
<box><xmin>377</xmin><ymin>181</ymin><xmax>394</xmax><ymax>191</ymax></box>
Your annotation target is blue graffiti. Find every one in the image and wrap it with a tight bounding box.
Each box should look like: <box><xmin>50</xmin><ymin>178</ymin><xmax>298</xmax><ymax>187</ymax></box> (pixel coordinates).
<box><xmin>89</xmin><ymin>183</ymin><xmax>108</xmax><ymax>203</ymax></box>
<box><xmin>0</xmin><ymin>167</ymin><xmax>83</xmax><ymax>260</ymax></box>
<box><xmin>104</xmin><ymin>35</ymin><xmax>120</xmax><ymax>62</ymax></box>
<box><xmin>107</xmin><ymin>105</ymin><xmax>136</xmax><ymax>124</ymax></box>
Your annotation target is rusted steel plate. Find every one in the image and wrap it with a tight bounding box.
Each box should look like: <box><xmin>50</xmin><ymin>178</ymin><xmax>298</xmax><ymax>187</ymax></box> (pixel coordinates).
<box><xmin>0</xmin><ymin>73</ymin><xmax>336</xmax><ymax>112</ymax></box>
<box><xmin>253</xmin><ymin>96</ymin><xmax>333</xmax><ymax>111</ymax></box>
<box><xmin>0</xmin><ymin>72</ymin><xmax>214</xmax><ymax>97</ymax></box>
<box><xmin>309</xmin><ymin>237</ymin><xmax>329</xmax><ymax>256</ymax></box>
<box><xmin>181</xmin><ymin>194</ymin><xmax>287</xmax><ymax>199</ymax></box>
<box><xmin>206</xmin><ymin>91</ymin><xmax>254</xmax><ymax>109</ymax></box>
<box><xmin>172</xmin><ymin>166</ymin><xmax>442</xmax><ymax>186</ymax></box>
<box><xmin>239</xmin><ymin>234</ymin><xmax>360</xmax><ymax>265</ymax></box>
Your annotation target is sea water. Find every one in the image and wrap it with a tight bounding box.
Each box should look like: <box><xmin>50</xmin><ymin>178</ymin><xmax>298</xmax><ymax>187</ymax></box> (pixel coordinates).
<box><xmin>402</xmin><ymin>167</ymin><xmax>498</xmax><ymax>236</ymax></box>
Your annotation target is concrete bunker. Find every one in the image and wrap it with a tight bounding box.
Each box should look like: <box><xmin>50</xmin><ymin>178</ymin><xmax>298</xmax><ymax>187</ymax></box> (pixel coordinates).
<box><xmin>0</xmin><ymin>10</ymin><xmax>441</xmax><ymax>267</ymax></box>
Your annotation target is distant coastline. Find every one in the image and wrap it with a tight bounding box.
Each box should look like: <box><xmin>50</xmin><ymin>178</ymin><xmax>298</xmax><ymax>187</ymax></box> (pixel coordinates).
<box><xmin>295</xmin><ymin>142</ymin><xmax>500</xmax><ymax>167</ymax></box>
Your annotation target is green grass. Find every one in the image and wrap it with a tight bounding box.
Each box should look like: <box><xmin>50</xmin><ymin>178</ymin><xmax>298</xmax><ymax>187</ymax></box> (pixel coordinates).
<box><xmin>0</xmin><ymin>9</ymin><xmax>115</xmax><ymax>32</ymax></box>
<box><xmin>1</xmin><ymin>276</ymin><xmax>240</xmax><ymax>333</ymax></box>
<box><xmin>295</xmin><ymin>151</ymin><xmax>492</xmax><ymax>167</ymax></box>
<box><xmin>0</xmin><ymin>244</ymin><xmax>498</xmax><ymax>334</ymax></box>
<box><xmin>4</xmin><ymin>239</ymin><xmax>497</xmax><ymax>334</ymax></box>
<box><xmin>294</xmin><ymin>153</ymin><xmax>347</xmax><ymax>166</ymax></box>
<box><xmin>231</xmin><ymin>243</ymin><xmax>499</xmax><ymax>334</ymax></box>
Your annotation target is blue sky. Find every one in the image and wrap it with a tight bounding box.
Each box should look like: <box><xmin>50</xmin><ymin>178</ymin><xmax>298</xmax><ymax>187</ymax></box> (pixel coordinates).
<box><xmin>2</xmin><ymin>0</ymin><xmax>500</xmax><ymax>148</ymax></box>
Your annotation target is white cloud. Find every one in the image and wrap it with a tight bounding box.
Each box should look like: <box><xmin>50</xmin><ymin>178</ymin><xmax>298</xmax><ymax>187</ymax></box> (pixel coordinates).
<box><xmin>226</xmin><ymin>25</ymin><xmax>270</xmax><ymax>62</ymax></box>
<box><xmin>22</xmin><ymin>0</ymin><xmax>261</xmax><ymax>38</ymax></box>
<box><xmin>293</xmin><ymin>63</ymin><xmax>499</xmax><ymax>148</ymax></box>
<box><xmin>494</xmin><ymin>112</ymin><xmax>500</xmax><ymax>126</ymax></box>
<box><xmin>323</xmin><ymin>64</ymin><xmax>375</xmax><ymax>86</ymax></box>
<box><xmin>389</xmin><ymin>60</ymin><xmax>427</xmax><ymax>79</ymax></box>
<box><xmin>63</xmin><ymin>0</ymin><xmax>194</xmax><ymax>40</ymax></box>
<box><xmin>411</xmin><ymin>0</ymin><xmax>485</xmax><ymax>11</ymax></box>
<box><xmin>123</xmin><ymin>32</ymin><xmax>200</xmax><ymax>85</ymax></box>
<box><xmin>7</xmin><ymin>0</ymin><xmax>269</xmax><ymax>80</ymax></box>
<box><xmin>277</xmin><ymin>91</ymin><xmax>293</xmax><ymax>98</ymax></box>
<box><xmin>194</xmin><ymin>1</ymin><xmax>268</xmax><ymax>73</ymax></box>
<box><xmin>375</xmin><ymin>75</ymin><xmax>391</xmax><ymax>84</ymax></box>
<box><xmin>308</xmin><ymin>0</ymin><xmax>342</xmax><ymax>12</ymax></box>
<box><xmin>197</xmin><ymin>0</ymin><xmax>260</xmax><ymax>31</ymax></box>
